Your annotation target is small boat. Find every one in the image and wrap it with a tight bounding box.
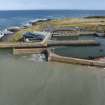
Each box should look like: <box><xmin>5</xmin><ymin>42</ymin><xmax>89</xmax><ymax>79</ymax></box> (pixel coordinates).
<box><xmin>0</xmin><ymin>31</ymin><xmax>4</xmax><ymax>39</ymax></box>
<box><xmin>3</xmin><ymin>29</ymin><xmax>14</xmax><ymax>35</ymax></box>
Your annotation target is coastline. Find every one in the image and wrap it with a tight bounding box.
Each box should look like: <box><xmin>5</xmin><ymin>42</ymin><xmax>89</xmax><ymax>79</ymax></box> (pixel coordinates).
<box><xmin>1</xmin><ymin>16</ymin><xmax>105</xmax><ymax>42</ymax></box>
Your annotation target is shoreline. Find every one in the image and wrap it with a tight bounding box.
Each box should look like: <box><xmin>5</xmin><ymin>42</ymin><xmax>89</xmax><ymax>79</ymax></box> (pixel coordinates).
<box><xmin>11</xmin><ymin>17</ymin><xmax>105</xmax><ymax>42</ymax></box>
<box><xmin>1</xmin><ymin>17</ymin><xmax>105</xmax><ymax>42</ymax></box>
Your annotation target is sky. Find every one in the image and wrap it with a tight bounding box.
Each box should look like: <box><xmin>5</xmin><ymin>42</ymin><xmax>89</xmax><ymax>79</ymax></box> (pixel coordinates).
<box><xmin>0</xmin><ymin>0</ymin><xmax>105</xmax><ymax>10</ymax></box>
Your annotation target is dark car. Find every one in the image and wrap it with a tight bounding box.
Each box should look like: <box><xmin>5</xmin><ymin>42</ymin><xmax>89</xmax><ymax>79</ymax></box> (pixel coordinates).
<box><xmin>23</xmin><ymin>32</ymin><xmax>45</xmax><ymax>41</ymax></box>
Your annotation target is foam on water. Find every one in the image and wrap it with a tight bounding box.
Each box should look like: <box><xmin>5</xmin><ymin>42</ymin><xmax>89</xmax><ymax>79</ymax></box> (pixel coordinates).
<box><xmin>28</xmin><ymin>54</ymin><xmax>45</xmax><ymax>62</ymax></box>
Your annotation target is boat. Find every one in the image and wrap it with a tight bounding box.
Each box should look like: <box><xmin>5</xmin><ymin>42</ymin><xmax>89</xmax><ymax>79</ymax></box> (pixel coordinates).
<box><xmin>3</xmin><ymin>29</ymin><xmax>14</xmax><ymax>35</ymax></box>
<box><xmin>0</xmin><ymin>31</ymin><xmax>4</xmax><ymax>39</ymax></box>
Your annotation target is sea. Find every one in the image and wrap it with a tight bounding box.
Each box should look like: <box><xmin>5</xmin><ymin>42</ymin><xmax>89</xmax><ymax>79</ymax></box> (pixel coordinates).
<box><xmin>0</xmin><ymin>10</ymin><xmax>105</xmax><ymax>105</ymax></box>
<box><xmin>0</xmin><ymin>10</ymin><xmax>105</xmax><ymax>30</ymax></box>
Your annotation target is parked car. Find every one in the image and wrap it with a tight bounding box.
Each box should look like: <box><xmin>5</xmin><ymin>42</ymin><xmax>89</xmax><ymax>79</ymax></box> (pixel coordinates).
<box><xmin>23</xmin><ymin>32</ymin><xmax>45</xmax><ymax>42</ymax></box>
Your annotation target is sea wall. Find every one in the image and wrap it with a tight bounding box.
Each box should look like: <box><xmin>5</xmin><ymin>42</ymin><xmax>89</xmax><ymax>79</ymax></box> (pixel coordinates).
<box><xmin>48</xmin><ymin>52</ymin><xmax>105</xmax><ymax>67</ymax></box>
<box><xmin>13</xmin><ymin>48</ymin><xmax>46</xmax><ymax>55</ymax></box>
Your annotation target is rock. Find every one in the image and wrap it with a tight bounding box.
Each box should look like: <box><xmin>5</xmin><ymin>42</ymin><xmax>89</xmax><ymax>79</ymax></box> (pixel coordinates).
<box><xmin>7</xmin><ymin>26</ymin><xmax>21</xmax><ymax>32</ymax></box>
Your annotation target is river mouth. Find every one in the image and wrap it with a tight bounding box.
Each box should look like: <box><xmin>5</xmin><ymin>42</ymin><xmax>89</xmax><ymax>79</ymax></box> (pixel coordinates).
<box><xmin>51</xmin><ymin>35</ymin><xmax>105</xmax><ymax>60</ymax></box>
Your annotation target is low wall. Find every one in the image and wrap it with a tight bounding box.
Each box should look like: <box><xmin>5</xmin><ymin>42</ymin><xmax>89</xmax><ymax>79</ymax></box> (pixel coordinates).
<box><xmin>0</xmin><ymin>42</ymin><xmax>46</xmax><ymax>48</ymax></box>
<box><xmin>48</xmin><ymin>40</ymin><xmax>99</xmax><ymax>47</ymax></box>
<box><xmin>0</xmin><ymin>40</ymin><xmax>99</xmax><ymax>48</ymax></box>
<box><xmin>48</xmin><ymin>52</ymin><xmax>105</xmax><ymax>67</ymax></box>
<box><xmin>13</xmin><ymin>48</ymin><xmax>47</xmax><ymax>55</ymax></box>
<box><xmin>51</xmin><ymin>31</ymin><xmax>96</xmax><ymax>37</ymax></box>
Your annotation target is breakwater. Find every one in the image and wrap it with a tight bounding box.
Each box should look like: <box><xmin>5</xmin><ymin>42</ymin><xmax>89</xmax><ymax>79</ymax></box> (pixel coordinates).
<box><xmin>48</xmin><ymin>52</ymin><xmax>105</xmax><ymax>67</ymax></box>
<box><xmin>0</xmin><ymin>40</ymin><xmax>99</xmax><ymax>48</ymax></box>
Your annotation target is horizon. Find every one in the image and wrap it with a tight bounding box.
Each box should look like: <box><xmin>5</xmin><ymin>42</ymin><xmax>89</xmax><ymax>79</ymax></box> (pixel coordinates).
<box><xmin>0</xmin><ymin>9</ymin><xmax>105</xmax><ymax>11</ymax></box>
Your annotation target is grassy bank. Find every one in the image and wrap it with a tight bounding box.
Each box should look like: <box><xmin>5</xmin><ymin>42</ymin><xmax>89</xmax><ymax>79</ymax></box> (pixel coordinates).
<box><xmin>10</xmin><ymin>18</ymin><xmax>105</xmax><ymax>42</ymax></box>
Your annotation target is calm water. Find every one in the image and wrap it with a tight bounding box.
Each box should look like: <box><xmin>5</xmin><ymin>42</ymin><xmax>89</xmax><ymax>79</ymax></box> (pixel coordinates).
<box><xmin>0</xmin><ymin>10</ymin><xmax>105</xmax><ymax>105</ymax></box>
<box><xmin>54</xmin><ymin>35</ymin><xmax>105</xmax><ymax>59</ymax></box>
<box><xmin>0</xmin><ymin>49</ymin><xmax>105</xmax><ymax>105</ymax></box>
<box><xmin>0</xmin><ymin>10</ymin><xmax>105</xmax><ymax>30</ymax></box>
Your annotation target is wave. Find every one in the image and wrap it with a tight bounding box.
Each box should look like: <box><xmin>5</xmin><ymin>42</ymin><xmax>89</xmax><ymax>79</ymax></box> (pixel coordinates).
<box><xmin>28</xmin><ymin>54</ymin><xmax>45</xmax><ymax>62</ymax></box>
